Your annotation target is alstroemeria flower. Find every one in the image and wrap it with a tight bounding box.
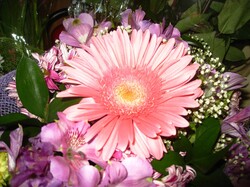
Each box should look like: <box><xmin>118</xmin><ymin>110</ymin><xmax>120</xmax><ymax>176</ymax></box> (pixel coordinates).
<box><xmin>0</xmin><ymin>125</ymin><xmax>23</xmax><ymax>172</ymax></box>
<box><xmin>10</xmin><ymin>136</ymin><xmax>62</xmax><ymax>187</ymax></box>
<box><xmin>149</xmin><ymin>22</ymin><xmax>188</xmax><ymax>47</ymax></box>
<box><xmin>222</xmin><ymin>106</ymin><xmax>250</xmax><ymax>143</ymax></box>
<box><xmin>40</xmin><ymin>112</ymin><xmax>103</xmax><ymax>186</ymax></box>
<box><xmin>223</xmin><ymin>72</ymin><xmax>247</xmax><ymax>90</ymax></box>
<box><xmin>57</xmin><ymin>28</ymin><xmax>202</xmax><ymax>160</ymax></box>
<box><xmin>100</xmin><ymin>157</ymin><xmax>155</xmax><ymax>187</ymax></box>
<box><xmin>59</xmin><ymin>13</ymin><xmax>94</xmax><ymax>47</ymax></box>
<box><xmin>121</xmin><ymin>8</ymin><xmax>152</xmax><ymax>31</ymax></box>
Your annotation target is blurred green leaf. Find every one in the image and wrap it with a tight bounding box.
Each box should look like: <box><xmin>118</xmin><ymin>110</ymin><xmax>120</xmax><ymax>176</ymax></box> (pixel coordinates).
<box><xmin>151</xmin><ymin>151</ymin><xmax>185</xmax><ymax>175</ymax></box>
<box><xmin>191</xmin><ymin>144</ymin><xmax>231</xmax><ymax>174</ymax></box>
<box><xmin>149</xmin><ymin>0</ymin><xmax>166</xmax><ymax>14</ymax></box>
<box><xmin>16</xmin><ymin>56</ymin><xmax>49</xmax><ymax>120</ymax></box>
<box><xmin>225</xmin><ymin>46</ymin><xmax>246</xmax><ymax>62</ymax></box>
<box><xmin>47</xmin><ymin>97</ymin><xmax>81</xmax><ymax>122</ymax></box>
<box><xmin>218</xmin><ymin>0</ymin><xmax>250</xmax><ymax>34</ymax></box>
<box><xmin>175</xmin><ymin>13</ymin><xmax>211</xmax><ymax>33</ymax></box>
<box><xmin>210</xmin><ymin>1</ymin><xmax>224</xmax><ymax>13</ymax></box>
<box><xmin>233</xmin><ymin>21</ymin><xmax>250</xmax><ymax>40</ymax></box>
<box><xmin>191</xmin><ymin>163</ymin><xmax>233</xmax><ymax>187</ymax></box>
<box><xmin>192</xmin><ymin>118</ymin><xmax>220</xmax><ymax>158</ymax></box>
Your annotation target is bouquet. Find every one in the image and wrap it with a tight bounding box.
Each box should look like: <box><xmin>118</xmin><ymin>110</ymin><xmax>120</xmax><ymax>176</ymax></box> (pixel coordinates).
<box><xmin>0</xmin><ymin>1</ymin><xmax>250</xmax><ymax>187</ymax></box>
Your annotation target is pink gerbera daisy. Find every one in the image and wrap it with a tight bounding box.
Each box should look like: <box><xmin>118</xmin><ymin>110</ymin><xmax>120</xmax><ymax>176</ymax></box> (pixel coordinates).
<box><xmin>57</xmin><ymin>28</ymin><xmax>203</xmax><ymax>160</ymax></box>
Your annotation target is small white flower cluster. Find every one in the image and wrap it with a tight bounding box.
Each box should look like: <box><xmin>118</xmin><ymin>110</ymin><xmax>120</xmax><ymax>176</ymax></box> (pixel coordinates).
<box><xmin>188</xmin><ymin>36</ymin><xmax>231</xmax><ymax>123</ymax></box>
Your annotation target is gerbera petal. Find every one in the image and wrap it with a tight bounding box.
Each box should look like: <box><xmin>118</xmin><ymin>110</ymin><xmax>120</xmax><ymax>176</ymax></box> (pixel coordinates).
<box><xmin>85</xmin><ymin>115</ymin><xmax>117</xmax><ymax>142</ymax></box>
<box><xmin>95</xmin><ymin>116</ymin><xmax>118</xmax><ymax>150</ymax></box>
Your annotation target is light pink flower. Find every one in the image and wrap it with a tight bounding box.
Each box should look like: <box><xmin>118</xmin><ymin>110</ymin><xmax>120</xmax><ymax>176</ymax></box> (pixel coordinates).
<box><xmin>57</xmin><ymin>28</ymin><xmax>203</xmax><ymax>160</ymax></box>
<box><xmin>59</xmin><ymin>13</ymin><xmax>94</xmax><ymax>47</ymax></box>
<box><xmin>40</xmin><ymin>112</ymin><xmax>103</xmax><ymax>186</ymax></box>
<box><xmin>32</xmin><ymin>46</ymin><xmax>62</xmax><ymax>91</ymax></box>
<box><xmin>161</xmin><ymin>165</ymin><xmax>196</xmax><ymax>187</ymax></box>
<box><xmin>100</xmin><ymin>157</ymin><xmax>155</xmax><ymax>187</ymax></box>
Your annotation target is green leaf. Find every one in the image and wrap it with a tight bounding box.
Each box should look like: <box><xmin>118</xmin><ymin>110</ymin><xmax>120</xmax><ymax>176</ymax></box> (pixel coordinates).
<box><xmin>151</xmin><ymin>151</ymin><xmax>185</xmax><ymax>175</ymax></box>
<box><xmin>191</xmin><ymin>144</ymin><xmax>232</xmax><ymax>174</ymax></box>
<box><xmin>192</xmin><ymin>118</ymin><xmax>220</xmax><ymax>158</ymax></box>
<box><xmin>210</xmin><ymin>1</ymin><xmax>224</xmax><ymax>13</ymax></box>
<box><xmin>218</xmin><ymin>0</ymin><xmax>250</xmax><ymax>34</ymax></box>
<box><xmin>0</xmin><ymin>113</ymin><xmax>43</xmax><ymax>130</ymax></box>
<box><xmin>16</xmin><ymin>55</ymin><xmax>49</xmax><ymax>119</ymax></box>
<box><xmin>225</xmin><ymin>46</ymin><xmax>246</xmax><ymax>62</ymax></box>
<box><xmin>173</xmin><ymin>135</ymin><xmax>193</xmax><ymax>162</ymax></box>
<box><xmin>191</xmin><ymin>163</ymin><xmax>233</xmax><ymax>187</ymax></box>
<box><xmin>175</xmin><ymin>13</ymin><xmax>211</xmax><ymax>33</ymax></box>
<box><xmin>47</xmin><ymin>97</ymin><xmax>81</xmax><ymax>122</ymax></box>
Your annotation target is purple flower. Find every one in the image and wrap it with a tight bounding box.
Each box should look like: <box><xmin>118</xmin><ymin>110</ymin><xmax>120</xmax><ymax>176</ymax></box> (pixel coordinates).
<box><xmin>222</xmin><ymin>106</ymin><xmax>250</xmax><ymax>143</ymax></box>
<box><xmin>40</xmin><ymin>112</ymin><xmax>103</xmax><ymax>186</ymax></box>
<box><xmin>223</xmin><ymin>72</ymin><xmax>247</xmax><ymax>90</ymax></box>
<box><xmin>225</xmin><ymin>143</ymin><xmax>250</xmax><ymax>186</ymax></box>
<box><xmin>149</xmin><ymin>22</ymin><xmax>188</xmax><ymax>47</ymax></box>
<box><xmin>0</xmin><ymin>125</ymin><xmax>23</xmax><ymax>172</ymax></box>
<box><xmin>121</xmin><ymin>8</ymin><xmax>152</xmax><ymax>31</ymax></box>
<box><xmin>10</xmin><ymin>136</ymin><xmax>62</xmax><ymax>187</ymax></box>
<box><xmin>59</xmin><ymin>13</ymin><xmax>94</xmax><ymax>47</ymax></box>
<box><xmin>100</xmin><ymin>157</ymin><xmax>155</xmax><ymax>187</ymax></box>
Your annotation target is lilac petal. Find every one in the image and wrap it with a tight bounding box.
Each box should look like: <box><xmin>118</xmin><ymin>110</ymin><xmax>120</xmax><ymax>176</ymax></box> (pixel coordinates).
<box><xmin>107</xmin><ymin>161</ymin><xmax>128</xmax><ymax>184</ymax></box>
<box><xmin>224</xmin><ymin>72</ymin><xmax>247</xmax><ymax>90</ymax></box>
<box><xmin>59</xmin><ymin>31</ymin><xmax>81</xmax><ymax>47</ymax></box>
<box><xmin>163</xmin><ymin>24</ymin><xmax>174</xmax><ymax>38</ymax></box>
<box><xmin>77</xmin><ymin>165</ymin><xmax>100</xmax><ymax>187</ymax></box>
<box><xmin>40</xmin><ymin>122</ymin><xmax>63</xmax><ymax>149</ymax></box>
<box><xmin>226</xmin><ymin>106</ymin><xmax>250</xmax><ymax>123</ymax></box>
<box><xmin>148</xmin><ymin>23</ymin><xmax>161</xmax><ymax>36</ymax></box>
<box><xmin>221</xmin><ymin>121</ymin><xmax>242</xmax><ymax>138</ymax></box>
<box><xmin>0</xmin><ymin>125</ymin><xmax>23</xmax><ymax>171</ymax></box>
<box><xmin>78</xmin><ymin>13</ymin><xmax>94</xmax><ymax>27</ymax></box>
<box><xmin>9</xmin><ymin>125</ymin><xmax>23</xmax><ymax>170</ymax></box>
<box><xmin>134</xmin><ymin>9</ymin><xmax>146</xmax><ymax>22</ymax></box>
<box><xmin>67</xmin><ymin>24</ymin><xmax>93</xmax><ymax>44</ymax></box>
<box><xmin>63</xmin><ymin>18</ymin><xmax>75</xmax><ymax>30</ymax></box>
<box><xmin>50</xmin><ymin>156</ymin><xmax>70</xmax><ymax>182</ymax></box>
<box><xmin>120</xmin><ymin>157</ymin><xmax>154</xmax><ymax>186</ymax></box>
<box><xmin>121</xmin><ymin>9</ymin><xmax>132</xmax><ymax>26</ymax></box>
<box><xmin>122</xmin><ymin>157</ymin><xmax>153</xmax><ymax>180</ymax></box>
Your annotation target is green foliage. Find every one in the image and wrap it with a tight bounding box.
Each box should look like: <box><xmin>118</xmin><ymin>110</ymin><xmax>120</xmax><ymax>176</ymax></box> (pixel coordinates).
<box><xmin>218</xmin><ymin>0</ymin><xmax>250</xmax><ymax>34</ymax></box>
<box><xmin>16</xmin><ymin>56</ymin><xmax>49</xmax><ymax>120</ymax></box>
<box><xmin>47</xmin><ymin>97</ymin><xmax>81</xmax><ymax>122</ymax></box>
<box><xmin>152</xmin><ymin>118</ymin><xmax>233</xmax><ymax>186</ymax></box>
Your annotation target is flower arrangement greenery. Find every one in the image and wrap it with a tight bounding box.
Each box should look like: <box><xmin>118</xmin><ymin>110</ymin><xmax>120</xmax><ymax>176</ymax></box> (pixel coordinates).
<box><xmin>0</xmin><ymin>0</ymin><xmax>250</xmax><ymax>186</ymax></box>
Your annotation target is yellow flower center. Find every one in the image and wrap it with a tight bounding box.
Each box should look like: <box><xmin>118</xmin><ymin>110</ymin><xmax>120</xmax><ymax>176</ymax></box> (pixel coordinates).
<box><xmin>114</xmin><ymin>81</ymin><xmax>147</xmax><ymax>108</ymax></box>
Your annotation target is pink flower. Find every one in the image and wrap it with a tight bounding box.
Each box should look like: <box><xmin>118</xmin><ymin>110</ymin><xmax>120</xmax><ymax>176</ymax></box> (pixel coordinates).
<box><xmin>100</xmin><ymin>157</ymin><xmax>155</xmax><ymax>187</ymax></box>
<box><xmin>149</xmin><ymin>22</ymin><xmax>188</xmax><ymax>47</ymax></box>
<box><xmin>32</xmin><ymin>47</ymin><xmax>62</xmax><ymax>91</ymax></box>
<box><xmin>59</xmin><ymin>13</ymin><xmax>94</xmax><ymax>47</ymax></box>
<box><xmin>57</xmin><ymin>28</ymin><xmax>203</xmax><ymax>160</ymax></box>
<box><xmin>121</xmin><ymin>8</ymin><xmax>152</xmax><ymax>31</ymax></box>
<box><xmin>40</xmin><ymin>112</ymin><xmax>103</xmax><ymax>186</ymax></box>
<box><xmin>161</xmin><ymin>165</ymin><xmax>196</xmax><ymax>187</ymax></box>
